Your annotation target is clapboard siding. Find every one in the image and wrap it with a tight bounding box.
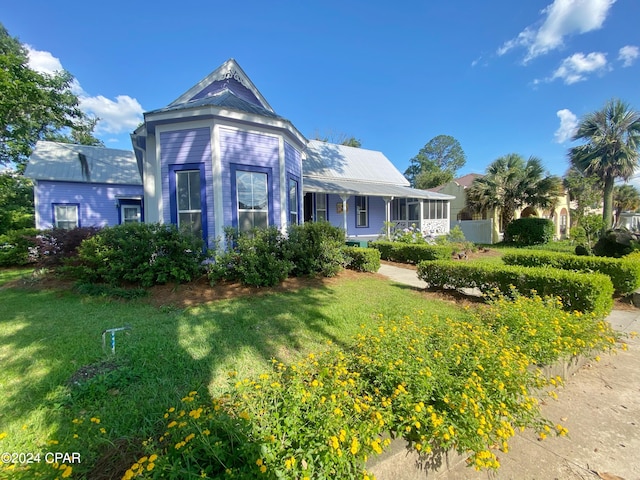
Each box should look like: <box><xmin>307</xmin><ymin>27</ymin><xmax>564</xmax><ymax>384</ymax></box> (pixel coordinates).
<box><xmin>219</xmin><ymin>127</ymin><xmax>281</xmax><ymax>226</ymax></box>
<box><xmin>159</xmin><ymin>127</ymin><xmax>215</xmax><ymax>243</ymax></box>
<box><xmin>35</xmin><ymin>181</ymin><xmax>143</xmax><ymax>229</ymax></box>
<box><xmin>325</xmin><ymin>194</ymin><xmax>386</xmax><ymax>236</ymax></box>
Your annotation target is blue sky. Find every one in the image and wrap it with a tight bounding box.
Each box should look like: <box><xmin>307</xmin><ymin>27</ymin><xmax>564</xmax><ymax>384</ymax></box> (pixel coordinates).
<box><xmin>4</xmin><ymin>0</ymin><xmax>639</xmax><ymax>181</ymax></box>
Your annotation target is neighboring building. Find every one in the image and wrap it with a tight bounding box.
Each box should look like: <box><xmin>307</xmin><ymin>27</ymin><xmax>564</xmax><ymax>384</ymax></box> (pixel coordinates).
<box><xmin>25</xmin><ymin>59</ymin><xmax>453</xmax><ymax>246</ymax></box>
<box><xmin>432</xmin><ymin>174</ymin><xmax>571</xmax><ymax>244</ymax></box>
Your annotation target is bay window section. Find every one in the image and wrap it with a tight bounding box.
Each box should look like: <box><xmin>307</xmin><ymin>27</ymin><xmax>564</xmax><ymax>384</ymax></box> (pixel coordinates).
<box><xmin>288</xmin><ymin>178</ymin><xmax>299</xmax><ymax>225</ymax></box>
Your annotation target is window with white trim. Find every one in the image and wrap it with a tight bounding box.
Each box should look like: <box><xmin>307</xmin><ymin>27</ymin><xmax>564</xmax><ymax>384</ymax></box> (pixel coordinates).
<box><xmin>237</xmin><ymin>170</ymin><xmax>268</xmax><ymax>232</ymax></box>
<box><xmin>315</xmin><ymin>193</ymin><xmax>327</xmax><ymax>222</ymax></box>
<box><xmin>54</xmin><ymin>204</ymin><xmax>78</xmax><ymax>230</ymax></box>
<box><xmin>355</xmin><ymin>196</ymin><xmax>368</xmax><ymax>227</ymax></box>
<box><xmin>121</xmin><ymin>205</ymin><xmax>141</xmax><ymax>224</ymax></box>
<box><xmin>176</xmin><ymin>170</ymin><xmax>202</xmax><ymax>239</ymax></box>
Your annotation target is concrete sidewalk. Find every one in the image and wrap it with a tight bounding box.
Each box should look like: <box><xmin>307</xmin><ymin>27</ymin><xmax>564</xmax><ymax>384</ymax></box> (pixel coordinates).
<box><xmin>371</xmin><ymin>264</ymin><xmax>640</xmax><ymax>480</ymax></box>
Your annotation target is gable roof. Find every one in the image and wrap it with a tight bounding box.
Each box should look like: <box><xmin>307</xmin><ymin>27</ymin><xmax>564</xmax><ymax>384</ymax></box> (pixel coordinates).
<box><xmin>430</xmin><ymin>173</ymin><xmax>483</xmax><ymax>192</ymax></box>
<box><xmin>24</xmin><ymin>141</ymin><xmax>141</xmax><ymax>185</ymax></box>
<box><xmin>304</xmin><ymin>140</ymin><xmax>454</xmax><ymax>200</ymax></box>
<box><xmin>147</xmin><ymin>88</ymin><xmax>282</xmax><ymax>119</ymax></box>
<box><xmin>169</xmin><ymin>58</ymin><xmax>274</xmax><ymax>112</ymax></box>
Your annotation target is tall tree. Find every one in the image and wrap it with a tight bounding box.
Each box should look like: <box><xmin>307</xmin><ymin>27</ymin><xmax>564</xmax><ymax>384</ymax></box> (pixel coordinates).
<box><xmin>0</xmin><ymin>23</ymin><xmax>89</xmax><ymax>170</ymax></box>
<box><xmin>44</xmin><ymin>115</ymin><xmax>104</xmax><ymax>147</ymax></box>
<box><xmin>613</xmin><ymin>184</ymin><xmax>640</xmax><ymax>227</ymax></box>
<box><xmin>466</xmin><ymin>153</ymin><xmax>562</xmax><ymax>231</ymax></box>
<box><xmin>404</xmin><ymin>135</ymin><xmax>466</xmax><ymax>188</ymax></box>
<box><xmin>312</xmin><ymin>130</ymin><xmax>361</xmax><ymax>148</ymax></box>
<box><xmin>563</xmin><ymin>166</ymin><xmax>602</xmax><ymax>224</ymax></box>
<box><xmin>569</xmin><ymin>98</ymin><xmax>640</xmax><ymax>231</ymax></box>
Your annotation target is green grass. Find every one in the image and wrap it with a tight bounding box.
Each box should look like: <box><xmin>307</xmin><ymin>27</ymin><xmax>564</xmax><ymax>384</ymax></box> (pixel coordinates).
<box><xmin>0</xmin><ymin>271</ymin><xmax>468</xmax><ymax>475</ymax></box>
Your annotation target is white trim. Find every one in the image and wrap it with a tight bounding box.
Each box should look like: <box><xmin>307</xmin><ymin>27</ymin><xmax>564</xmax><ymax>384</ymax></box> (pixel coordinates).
<box><xmin>279</xmin><ymin>136</ymin><xmax>286</xmax><ymax>231</ymax></box>
<box><xmin>212</xmin><ymin>123</ymin><xmax>224</xmax><ymax>245</ymax></box>
<box><xmin>33</xmin><ymin>181</ymin><xmax>41</xmax><ymax>229</ymax></box>
<box><xmin>145</xmin><ymin>107</ymin><xmax>306</xmax><ymax>147</ymax></box>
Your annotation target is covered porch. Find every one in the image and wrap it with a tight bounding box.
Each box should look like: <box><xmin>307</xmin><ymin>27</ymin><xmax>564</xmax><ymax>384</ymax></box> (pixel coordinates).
<box><xmin>302</xmin><ymin>178</ymin><xmax>454</xmax><ymax>242</ymax></box>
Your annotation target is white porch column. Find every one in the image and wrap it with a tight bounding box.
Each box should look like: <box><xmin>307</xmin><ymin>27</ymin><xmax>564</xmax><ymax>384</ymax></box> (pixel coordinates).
<box><xmin>340</xmin><ymin>195</ymin><xmax>350</xmax><ymax>238</ymax></box>
<box><xmin>446</xmin><ymin>201</ymin><xmax>451</xmax><ymax>233</ymax></box>
<box><xmin>419</xmin><ymin>200</ymin><xmax>425</xmax><ymax>234</ymax></box>
<box><xmin>383</xmin><ymin>196</ymin><xmax>392</xmax><ymax>240</ymax></box>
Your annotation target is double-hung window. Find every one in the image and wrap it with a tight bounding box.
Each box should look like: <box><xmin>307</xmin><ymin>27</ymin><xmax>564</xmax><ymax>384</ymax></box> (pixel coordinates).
<box><xmin>355</xmin><ymin>196</ymin><xmax>368</xmax><ymax>228</ymax></box>
<box><xmin>176</xmin><ymin>170</ymin><xmax>202</xmax><ymax>239</ymax></box>
<box><xmin>315</xmin><ymin>193</ymin><xmax>327</xmax><ymax>222</ymax></box>
<box><xmin>288</xmin><ymin>178</ymin><xmax>299</xmax><ymax>225</ymax></box>
<box><xmin>54</xmin><ymin>204</ymin><xmax>78</xmax><ymax>230</ymax></box>
<box><xmin>237</xmin><ymin>170</ymin><xmax>268</xmax><ymax>232</ymax></box>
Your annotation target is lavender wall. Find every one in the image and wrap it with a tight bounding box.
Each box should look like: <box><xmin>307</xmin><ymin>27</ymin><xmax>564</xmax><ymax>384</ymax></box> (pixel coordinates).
<box><xmin>159</xmin><ymin>127</ymin><xmax>215</xmax><ymax>243</ymax></box>
<box><xmin>219</xmin><ymin>127</ymin><xmax>281</xmax><ymax>227</ymax></box>
<box><xmin>35</xmin><ymin>181</ymin><xmax>143</xmax><ymax>229</ymax></box>
<box><xmin>325</xmin><ymin>194</ymin><xmax>387</xmax><ymax>237</ymax></box>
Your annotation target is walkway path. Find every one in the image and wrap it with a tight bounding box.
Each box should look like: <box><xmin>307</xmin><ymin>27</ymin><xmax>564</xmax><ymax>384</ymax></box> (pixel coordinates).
<box><xmin>372</xmin><ymin>264</ymin><xmax>640</xmax><ymax>480</ymax></box>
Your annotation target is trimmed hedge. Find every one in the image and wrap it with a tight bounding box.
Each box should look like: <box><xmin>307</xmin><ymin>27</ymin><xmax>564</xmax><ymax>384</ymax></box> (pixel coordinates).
<box><xmin>505</xmin><ymin>218</ymin><xmax>554</xmax><ymax>245</ymax></box>
<box><xmin>343</xmin><ymin>246</ymin><xmax>380</xmax><ymax>272</ymax></box>
<box><xmin>503</xmin><ymin>250</ymin><xmax>640</xmax><ymax>295</ymax></box>
<box><xmin>369</xmin><ymin>240</ymin><xmax>453</xmax><ymax>264</ymax></box>
<box><xmin>416</xmin><ymin>260</ymin><xmax>613</xmax><ymax>315</ymax></box>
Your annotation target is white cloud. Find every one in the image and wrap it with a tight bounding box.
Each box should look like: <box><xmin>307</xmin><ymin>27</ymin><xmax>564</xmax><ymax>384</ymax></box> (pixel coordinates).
<box><xmin>618</xmin><ymin>45</ymin><xmax>639</xmax><ymax>67</ymax></box>
<box><xmin>26</xmin><ymin>46</ymin><xmax>143</xmax><ymax>135</ymax></box>
<box><xmin>550</xmin><ymin>51</ymin><xmax>608</xmax><ymax>84</ymax></box>
<box><xmin>498</xmin><ymin>0</ymin><xmax>616</xmax><ymax>63</ymax></box>
<box><xmin>554</xmin><ymin>109</ymin><xmax>579</xmax><ymax>142</ymax></box>
<box><xmin>80</xmin><ymin>95</ymin><xmax>144</xmax><ymax>134</ymax></box>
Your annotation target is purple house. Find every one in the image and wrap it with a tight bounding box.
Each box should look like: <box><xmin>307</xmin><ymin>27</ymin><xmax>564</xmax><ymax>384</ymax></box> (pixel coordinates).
<box><xmin>25</xmin><ymin>59</ymin><xmax>453</xmax><ymax>246</ymax></box>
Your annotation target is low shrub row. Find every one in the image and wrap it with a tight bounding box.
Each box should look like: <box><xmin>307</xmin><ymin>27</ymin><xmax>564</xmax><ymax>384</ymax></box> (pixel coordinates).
<box><xmin>504</xmin><ymin>218</ymin><xmax>554</xmax><ymax>245</ymax></box>
<box><xmin>502</xmin><ymin>250</ymin><xmax>640</xmax><ymax>295</ymax></box>
<box><xmin>209</xmin><ymin>223</ymin><xmax>348</xmax><ymax>287</ymax></box>
<box><xmin>416</xmin><ymin>260</ymin><xmax>614</xmax><ymax>315</ymax></box>
<box><xmin>73</xmin><ymin>223</ymin><xmax>204</xmax><ymax>287</ymax></box>
<box><xmin>369</xmin><ymin>240</ymin><xmax>453</xmax><ymax>264</ymax></box>
<box><xmin>343</xmin><ymin>246</ymin><xmax>381</xmax><ymax>272</ymax></box>
<box><xmin>112</xmin><ymin>299</ymin><xmax>618</xmax><ymax>479</ymax></box>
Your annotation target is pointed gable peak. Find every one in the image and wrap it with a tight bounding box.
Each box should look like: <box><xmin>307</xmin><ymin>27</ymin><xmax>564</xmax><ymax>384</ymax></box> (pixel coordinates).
<box><xmin>169</xmin><ymin>58</ymin><xmax>274</xmax><ymax>113</ymax></box>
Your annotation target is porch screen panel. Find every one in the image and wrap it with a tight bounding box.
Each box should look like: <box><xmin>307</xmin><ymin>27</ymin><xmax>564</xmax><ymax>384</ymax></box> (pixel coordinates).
<box><xmin>176</xmin><ymin>170</ymin><xmax>202</xmax><ymax>239</ymax></box>
<box><xmin>237</xmin><ymin>171</ymin><xmax>268</xmax><ymax>232</ymax></box>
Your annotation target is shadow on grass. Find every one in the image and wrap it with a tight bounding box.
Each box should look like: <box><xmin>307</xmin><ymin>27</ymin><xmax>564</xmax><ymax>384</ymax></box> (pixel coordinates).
<box><xmin>0</xmin><ymin>277</ymin><xmax>349</xmax><ymax>477</ymax></box>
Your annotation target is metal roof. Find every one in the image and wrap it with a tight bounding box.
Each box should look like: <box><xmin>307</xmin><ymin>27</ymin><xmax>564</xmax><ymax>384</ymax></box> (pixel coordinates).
<box><xmin>304</xmin><ymin>178</ymin><xmax>454</xmax><ymax>200</ymax></box>
<box><xmin>304</xmin><ymin>141</ymin><xmax>453</xmax><ymax>200</ymax></box>
<box><xmin>146</xmin><ymin>88</ymin><xmax>282</xmax><ymax>119</ymax></box>
<box><xmin>24</xmin><ymin>141</ymin><xmax>141</xmax><ymax>185</ymax></box>
<box><xmin>305</xmin><ymin>140</ymin><xmax>410</xmax><ymax>185</ymax></box>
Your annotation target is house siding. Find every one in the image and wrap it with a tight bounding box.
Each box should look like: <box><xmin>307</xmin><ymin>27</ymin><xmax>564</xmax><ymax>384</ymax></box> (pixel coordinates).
<box><xmin>324</xmin><ymin>194</ymin><xmax>386</xmax><ymax>237</ymax></box>
<box><xmin>159</xmin><ymin>127</ymin><xmax>215</xmax><ymax>244</ymax></box>
<box><xmin>219</xmin><ymin>127</ymin><xmax>281</xmax><ymax>227</ymax></box>
<box><xmin>35</xmin><ymin>181</ymin><xmax>143</xmax><ymax>229</ymax></box>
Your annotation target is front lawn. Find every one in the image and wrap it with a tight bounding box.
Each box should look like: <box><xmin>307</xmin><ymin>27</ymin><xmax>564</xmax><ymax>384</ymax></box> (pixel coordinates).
<box><xmin>0</xmin><ymin>269</ymin><xmax>465</xmax><ymax>478</ymax></box>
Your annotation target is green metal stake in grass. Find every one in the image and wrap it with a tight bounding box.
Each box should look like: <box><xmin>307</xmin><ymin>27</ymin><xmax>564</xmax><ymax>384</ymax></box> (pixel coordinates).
<box><xmin>102</xmin><ymin>326</ymin><xmax>131</xmax><ymax>354</ymax></box>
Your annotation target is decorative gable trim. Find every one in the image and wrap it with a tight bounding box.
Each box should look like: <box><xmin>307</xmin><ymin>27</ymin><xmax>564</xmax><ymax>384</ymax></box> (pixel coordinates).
<box><xmin>169</xmin><ymin>58</ymin><xmax>274</xmax><ymax>113</ymax></box>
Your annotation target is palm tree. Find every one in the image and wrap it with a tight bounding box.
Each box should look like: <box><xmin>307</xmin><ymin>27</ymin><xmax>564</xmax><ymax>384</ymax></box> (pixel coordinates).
<box><xmin>466</xmin><ymin>153</ymin><xmax>562</xmax><ymax>232</ymax></box>
<box><xmin>569</xmin><ymin>99</ymin><xmax>640</xmax><ymax>231</ymax></box>
<box><xmin>613</xmin><ymin>184</ymin><xmax>640</xmax><ymax>227</ymax></box>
